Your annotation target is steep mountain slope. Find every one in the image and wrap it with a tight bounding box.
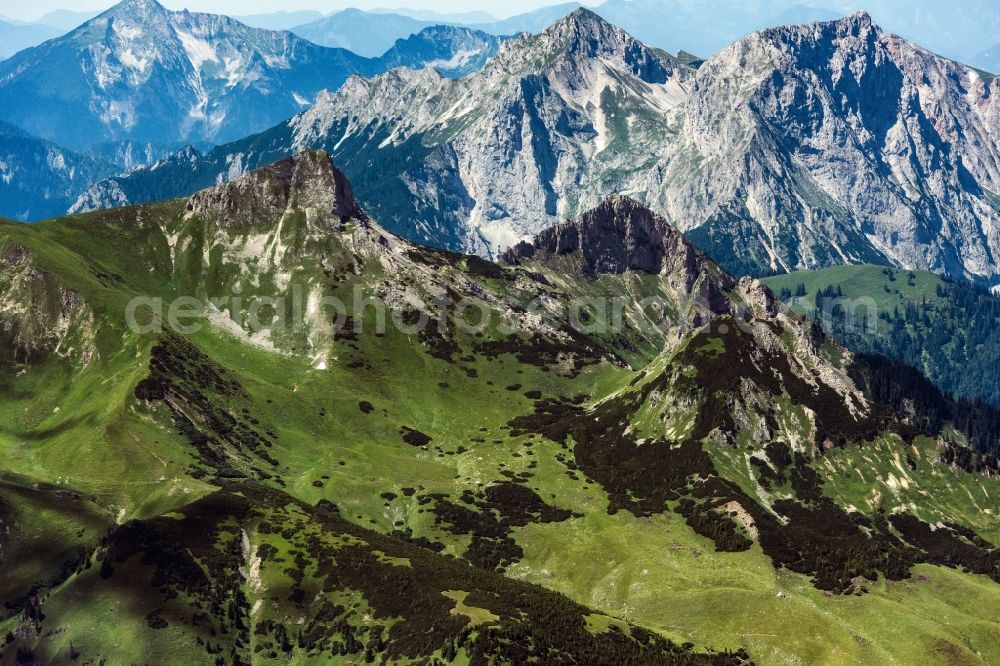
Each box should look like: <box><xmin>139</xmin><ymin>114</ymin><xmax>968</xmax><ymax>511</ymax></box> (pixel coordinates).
<box><xmin>0</xmin><ymin>150</ymin><xmax>746</xmax><ymax>664</ymax></box>
<box><xmin>72</xmin><ymin>9</ymin><xmax>694</xmax><ymax>255</ymax></box>
<box><xmin>0</xmin><ymin>121</ymin><xmax>116</xmax><ymax>221</ymax></box>
<box><xmin>72</xmin><ymin>11</ymin><xmax>1000</xmax><ymax>289</ymax></box>
<box><xmin>656</xmin><ymin>11</ymin><xmax>1000</xmax><ymax>285</ymax></box>
<box><xmin>3</xmin><ymin>152</ymin><xmax>1000</xmax><ymax>664</ymax></box>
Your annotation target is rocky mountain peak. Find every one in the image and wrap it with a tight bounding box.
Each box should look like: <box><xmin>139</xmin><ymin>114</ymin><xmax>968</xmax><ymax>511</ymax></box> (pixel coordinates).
<box><xmin>504</xmin><ymin>197</ymin><xmax>786</xmax><ymax>322</ymax></box>
<box><xmin>547</xmin><ymin>8</ymin><xmax>614</xmax><ymax>38</ymax></box>
<box><xmin>842</xmin><ymin>10</ymin><xmax>876</xmax><ymax>31</ymax></box>
<box><xmin>187</xmin><ymin>150</ymin><xmax>364</xmax><ymax>228</ymax></box>
<box><xmin>102</xmin><ymin>0</ymin><xmax>168</xmax><ymax>19</ymax></box>
<box><xmin>505</xmin><ymin>196</ymin><xmax>731</xmax><ymax>281</ymax></box>
<box><xmin>487</xmin><ymin>6</ymin><xmax>680</xmax><ymax>85</ymax></box>
<box><xmin>763</xmin><ymin>10</ymin><xmax>885</xmax><ymax>63</ymax></box>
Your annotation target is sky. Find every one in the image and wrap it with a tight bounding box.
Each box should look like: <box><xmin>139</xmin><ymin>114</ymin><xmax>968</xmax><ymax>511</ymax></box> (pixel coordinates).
<box><xmin>0</xmin><ymin>0</ymin><xmax>578</xmax><ymax>22</ymax></box>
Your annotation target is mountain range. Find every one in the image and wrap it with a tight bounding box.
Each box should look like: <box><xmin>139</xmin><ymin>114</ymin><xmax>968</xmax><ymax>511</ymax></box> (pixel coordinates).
<box><xmin>74</xmin><ymin>9</ymin><xmax>1000</xmax><ymax>291</ymax></box>
<box><xmin>280</xmin><ymin>0</ymin><xmax>1000</xmax><ymax>74</ymax></box>
<box><xmin>290</xmin><ymin>8</ymin><xmax>444</xmax><ymax>57</ymax></box>
<box><xmin>232</xmin><ymin>10</ymin><xmax>325</xmax><ymax>31</ymax></box>
<box><xmin>0</xmin><ymin>0</ymin><xmax>502</xmax><ymax>153</ymax></box>
<box><xmin>6</xmin><ymin>1</ymin><xmax>1000</xmax><ymax>73</ymax></box>
<box><xmin>2</xmin><ymin>150</ymin><xmax>998</xmax><ymax>663</ymax></box>
<box><xmin>71</xmin><ymin>9</ymin><xmax>692</xmax><ymax>251</ymax></box>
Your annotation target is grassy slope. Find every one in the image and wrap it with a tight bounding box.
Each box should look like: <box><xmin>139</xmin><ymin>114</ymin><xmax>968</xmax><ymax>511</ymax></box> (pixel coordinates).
<box><xmin>762</xmin><ymin>265</ymin><xmax>944</xmax><ymax>313</ymax></box>
<box><xmin>1</xmin><ymin>203</ymin><xmax>999</xmax><ymax>664</ymax></box>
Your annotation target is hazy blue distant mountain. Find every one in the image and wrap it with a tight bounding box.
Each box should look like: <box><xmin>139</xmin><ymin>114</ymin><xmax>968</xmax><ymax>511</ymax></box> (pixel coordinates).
<box><xmin>291</xmin><ymin>5</ymin><xmax>585</xmax><ymax>59</ymax></box>
<box><xmin>379</xmin><ymin>26</ymin><xmax>503</xmax><ymax>77</ymax></box>
<box><xmin>289</xmin><ymin>10</ymin><xmax>501</xmax><ymax>72</ymax></box>
<box><xmin>0</xmin><ymin>0</ymin><xmax>496</xmax><ymax>151</ymax></box>
<box><xmin>291</xmin><ymin>9</ymin><xmax>435</xmax><ymax>57</ymax></box>
<box><xmin>0</xmin><ymin>19</ymin><xmax>60</xmax><ymax>60</ymax></box>
<box><xmin>0</xmin><ymin>2</ymin><xmax>510</xmax><ymax>212</ymax></box>
<box><xmin>972</xmin><ymin>44</ymin><xmax>1000</xmax><ymax>75</ymax></box>
<box><xmin>473</xmin><ymin>3</ymin><xmax>583</xmax><ymax>35</ymax></box>
<box><xmin>0</xmin><ymin>120</ymin><xmax>115</xmax><ymax>220</ymax></box>
<box><xmin>373</xmin><ymin>8</ymin><xmax>499</xmax><ymax>23</ymax></box>
<box><xmin>232</xmin><ymin>10</ymin><xmax>324</xmax><ymax>31</ymax></box>
<box><xmin>32</xmin><ymin>9</ymin><xmax>101</xmax><ymax>31</ymax></box>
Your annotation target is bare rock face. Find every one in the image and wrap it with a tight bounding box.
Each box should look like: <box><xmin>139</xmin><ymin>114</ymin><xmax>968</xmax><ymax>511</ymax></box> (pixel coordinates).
<box><xmin>188</xmin><ymin>150</ymin><xmax>364</xmax><ymax>229</ymax></box>
<box><xmin>0</xmin><ymin>243</ymin><xmax>96</xmax><ymax>363</ymax></box>
<box><xmin>290</xmin><ymin>10</ymin><xmax>1000</xmax><ymax>288</ymax></box>
<box><xmin>655</xmin><ymin>12</ymin><xmax>1000</xmax><ymax>285</ymax></box>
<box><xmin>505</xmin><ymin>196</ymin><xmax>715</xmax><ymax>276</ymax></box>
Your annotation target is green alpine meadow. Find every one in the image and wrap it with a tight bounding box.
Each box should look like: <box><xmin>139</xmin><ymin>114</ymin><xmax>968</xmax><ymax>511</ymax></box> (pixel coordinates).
<box><xmin>0</xmin><ymin>151</ymin><xmax>997</xmax><ymax>664</ymax></box>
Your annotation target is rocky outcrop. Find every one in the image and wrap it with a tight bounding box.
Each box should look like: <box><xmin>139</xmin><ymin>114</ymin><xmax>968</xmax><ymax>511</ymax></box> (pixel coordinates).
<box><xmin>188</xmin><ymin>150</ymin><xmax>365</xmax><ymax>229</ymax></box>
<box><xmin>505</xmin><ymin>196</ymin><xmax>784</xmax><ymax>325</ymax></box>
<box><xmin>504</xmin><ymin>195</ymin><xmax>729</xmax><ymax>282</ymax></box>
<box><xmin>0</xmin><ymin>242</ymin><xmax>96</xmax><ymax>362</ymax></box>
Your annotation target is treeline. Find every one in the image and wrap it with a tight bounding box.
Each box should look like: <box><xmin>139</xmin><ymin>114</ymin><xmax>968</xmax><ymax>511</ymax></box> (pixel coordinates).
<box><xmin>810</xmin><ymin>277</ymin><xmax>1000</xmax><ymax>406</ymax></box>
<box><xmin>849</xmin><ymin>353</ymin><xmax>1000</xmax><ymax>460</ymax></box>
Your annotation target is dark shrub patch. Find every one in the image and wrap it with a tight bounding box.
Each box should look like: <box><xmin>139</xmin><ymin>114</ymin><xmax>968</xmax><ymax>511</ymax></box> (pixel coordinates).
<box><xmin>400</xmin><ymin>427</ymin><xmax>432</xmax><ymax>447</ymax></box>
